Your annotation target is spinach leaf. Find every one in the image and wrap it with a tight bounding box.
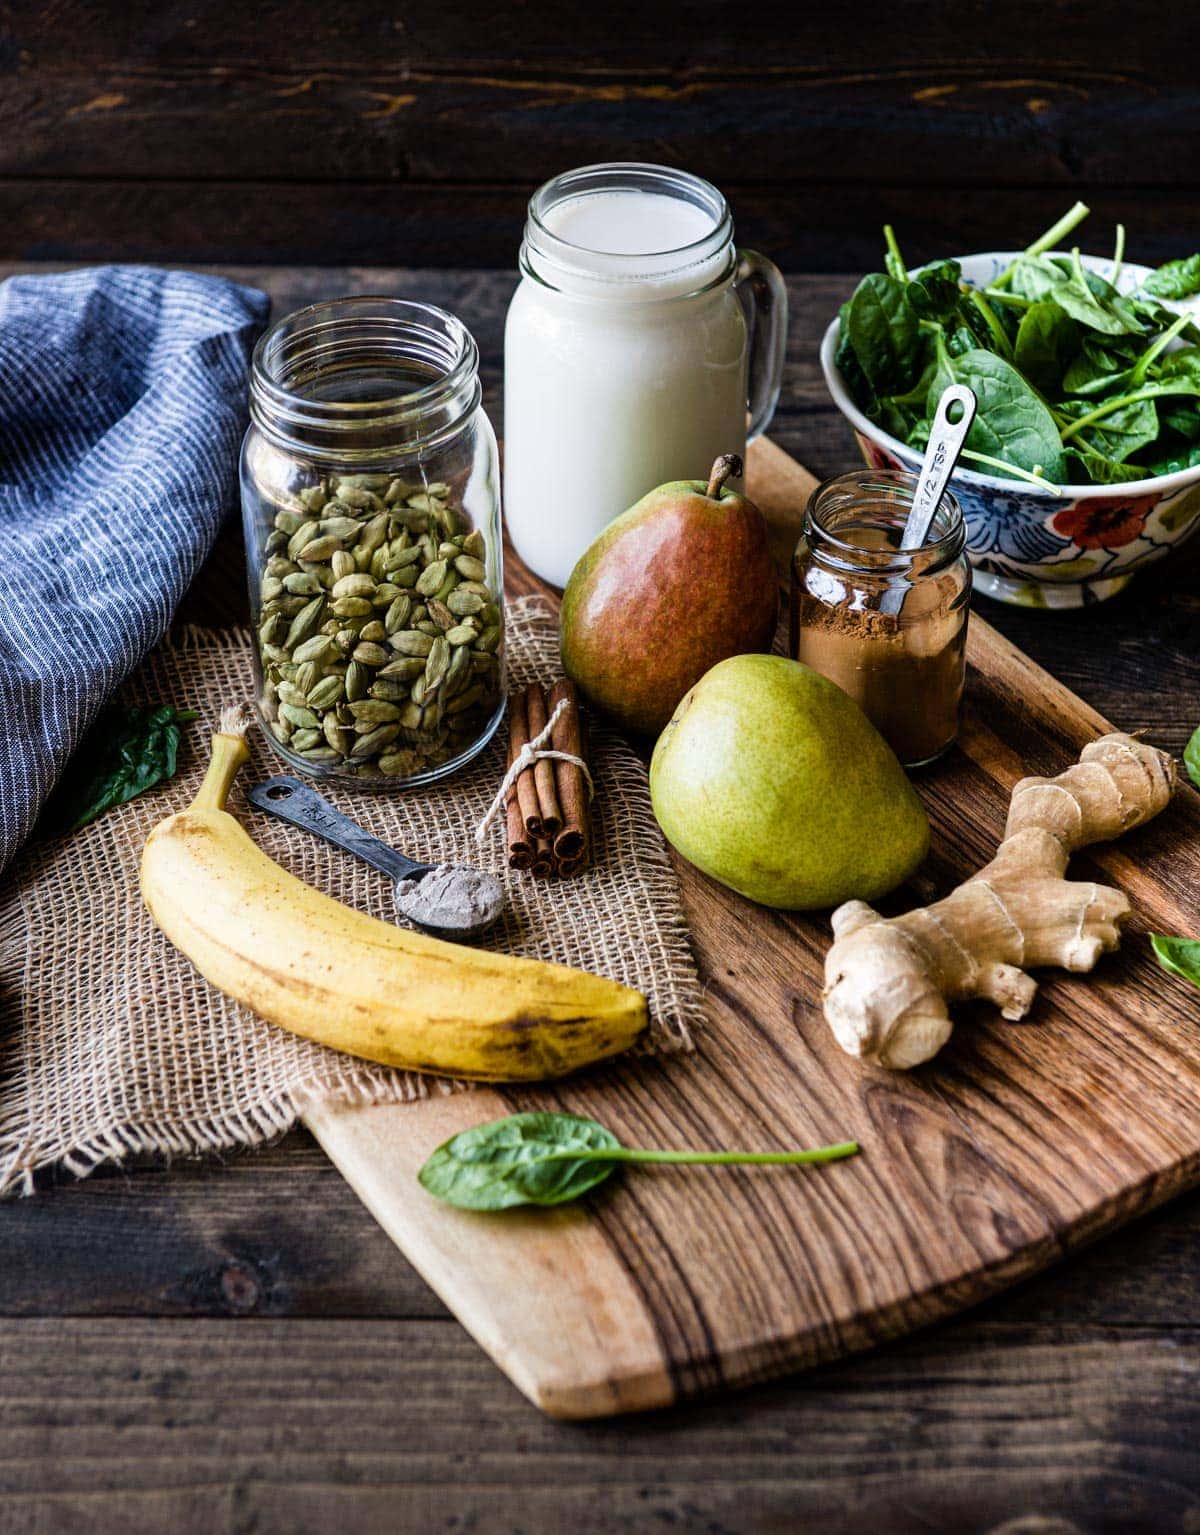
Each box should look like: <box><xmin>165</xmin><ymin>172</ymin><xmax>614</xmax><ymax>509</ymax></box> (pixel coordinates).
<box><xmin>1150</xmin><ymin>934</ymin><xmax>1200</xmax><ymax>992</ymax></box>
<box><xmin>1059</xmin><ymin>397</ymin><xmax>1159</xmax><ymax>464</ymax></box>
<box><xmin>417</xmin><ymin>1112</ymin><xmax>860</xmax><ymax>1212</ymax></box>
<box><xmin>39</xmin><ymin>702</ymin><xmax>197</xmax><ymax>837</ymax></box>
<box><xmin>1063</xmin><ymin>335</ymin><xmax>1138</xmax><ymax>397</ymax></box>
<box><xmin>907</xmin><ymin>259</ymin><xmax>963</xmax><ymax>323</ymax></box>
<box><xmin>1008</xmin><ymin>254</ymin><xmax>1070</xmax><ymax>304</ymax></box>
<box><xmin>1144</xmin><ymin>253</ymin><xmax>1200</xmax><ymax>301</ymax></box>
<box><xmin>1052</xmin><ymin>257</ymin><xmax>1142</xmax><ymax>338</ymax></box>
<box><xmin>1068</xmin><ymin>448</ymin><xmax>1147</xmax><ymax>484</ymax></box>
<box><xmin>1157</xmin><ymin>349</ymin><xmax>1200</xmax><ymax>386</ymax></box>
<box><xmin>934</xmin><ymin>345</ymin><xmax>1067</xmax><ymax>480</ymax></box>
<box><xmin>845</xmin><ymin>273</ymin><xmax>923</xmax><ymax>396</ymax></box>
<box><xmin>1149</xmin><ymin>442</ymin><xmax>1200</xmax><ymax>476</ymax></box>
<box><xmin>835</xmin><ymin>299</ymin><xmax>872</xmax><ymax>407</ymax></box>
<box><xmin>1185</xmin><ymin>725</ymin><xmax>1200</xmax><ymax>790</ymax></box>
<box><xmin>1014</xmin><ymin>302</ymin><xmax>1079</xmax><ymax>393</ymax></box>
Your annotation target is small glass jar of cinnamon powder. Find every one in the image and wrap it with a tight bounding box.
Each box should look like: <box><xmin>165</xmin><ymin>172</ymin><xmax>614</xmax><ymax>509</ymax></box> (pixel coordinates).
<box><xmin>790</xmin><ymin>470</ymin><xmax>971</xmax><ymax>768</ymax></box>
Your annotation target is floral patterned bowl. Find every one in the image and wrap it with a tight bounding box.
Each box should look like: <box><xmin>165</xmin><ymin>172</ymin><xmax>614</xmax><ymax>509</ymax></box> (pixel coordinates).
<box><xmin>820</xmin><ymin>251</ymin><xmax>1200</xmax><ymax>607</ymax></box>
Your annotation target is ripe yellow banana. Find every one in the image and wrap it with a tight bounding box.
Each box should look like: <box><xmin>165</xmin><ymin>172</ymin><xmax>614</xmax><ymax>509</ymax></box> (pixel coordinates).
<box><xmin>140</xmin><ymin>712</ymin><xmax>647</xmax><ymax>1081</ymax></box>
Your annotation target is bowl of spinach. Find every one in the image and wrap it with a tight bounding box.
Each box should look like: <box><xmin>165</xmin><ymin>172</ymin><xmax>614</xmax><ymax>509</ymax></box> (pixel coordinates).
<box><xmin>821</xmin><ymin>203</ymin><xmax>1200</xmax><ymax>607</ymax></box>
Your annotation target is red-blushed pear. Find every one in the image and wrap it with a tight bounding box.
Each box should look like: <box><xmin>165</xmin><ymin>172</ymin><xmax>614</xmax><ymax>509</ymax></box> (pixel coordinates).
<box><xmin>559</xmin><ymin>455</ymin><xmax>778</xmax><ymax>736</ymax></box>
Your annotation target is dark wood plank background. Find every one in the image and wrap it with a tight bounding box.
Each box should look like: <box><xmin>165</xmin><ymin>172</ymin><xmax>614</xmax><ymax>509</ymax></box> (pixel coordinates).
<box><xmin>3</xmin><ymin>0</ymin><xmax>1200</xmax><ymax>270</ymax></box>
<box><xmin>3</xmin><ymin>261</ymin><xmax>1199</xmax><ymax>1532</ymax></box>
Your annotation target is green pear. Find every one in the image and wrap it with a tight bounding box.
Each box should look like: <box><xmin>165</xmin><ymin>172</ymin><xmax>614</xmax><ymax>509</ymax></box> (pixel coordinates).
<box><xmin>649</xmin><ymin>653</ymin><xmax>929</xmax><ymax>910</ymax></box>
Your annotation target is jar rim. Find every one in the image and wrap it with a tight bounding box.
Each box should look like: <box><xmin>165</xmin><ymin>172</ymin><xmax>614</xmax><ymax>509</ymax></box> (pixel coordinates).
<box><xmin>522</xmin><ymin>162</ymin><xmax>735</xmax><ymax>294</ymax></box>
<box><xmin>250</xmin><ymin>297</ymin><xmax>481</xmax><ymax>456</ymax></box>
<box><xmin>804</xmin><ymin>469</ymin><xmax>966</xmax><ymax>576</ymax></box>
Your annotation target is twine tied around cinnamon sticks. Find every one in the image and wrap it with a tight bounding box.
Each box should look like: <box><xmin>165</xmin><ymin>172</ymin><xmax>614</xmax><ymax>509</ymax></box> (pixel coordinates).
<box><xmin>476</xmin><ymin>679</ymin><xmax>593</xmax><ymax>878</ymax></box>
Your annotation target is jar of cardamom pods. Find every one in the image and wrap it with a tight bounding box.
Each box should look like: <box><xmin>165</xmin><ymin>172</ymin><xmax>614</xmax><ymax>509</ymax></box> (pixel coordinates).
<box><xmin>241</xmin><ymin>298</ymin><xmax>505</xmax><ymax>786</ymax></box>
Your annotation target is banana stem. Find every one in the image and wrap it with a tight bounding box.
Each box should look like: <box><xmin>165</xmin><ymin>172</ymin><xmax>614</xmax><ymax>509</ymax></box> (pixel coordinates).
<box><xmin>190</xmin><ymin>732</ymin><xmax>250</xmax><ymax>813</ymax></box>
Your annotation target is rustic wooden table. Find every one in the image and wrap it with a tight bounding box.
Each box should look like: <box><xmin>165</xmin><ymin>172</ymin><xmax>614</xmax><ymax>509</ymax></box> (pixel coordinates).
<box><xmin>4</xmin><ymin>267</ymin><xmax>1199</xmax><ymax>1535</ymax></box>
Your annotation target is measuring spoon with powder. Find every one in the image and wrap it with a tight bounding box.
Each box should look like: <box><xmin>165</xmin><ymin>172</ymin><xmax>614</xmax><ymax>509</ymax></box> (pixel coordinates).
<box><xmin>246</xmin><ymin>776</ymin><xmax>506</xmax><ymax>941</ymax></box>
<box><xmin>880</xmin><ymin>383</ymin><xmax>977</xmax><ymax>616</ymax></box>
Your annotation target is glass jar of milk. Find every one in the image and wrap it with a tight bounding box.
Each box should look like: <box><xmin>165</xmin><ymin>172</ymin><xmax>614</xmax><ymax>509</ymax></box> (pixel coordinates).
<box><xmin>504</xmin><ymin>162</ymin><xmax>788</xmax><ymax>587</ymax></box>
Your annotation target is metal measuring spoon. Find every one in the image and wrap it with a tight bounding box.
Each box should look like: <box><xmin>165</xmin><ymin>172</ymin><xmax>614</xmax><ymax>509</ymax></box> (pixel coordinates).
<box><xmin>880</xmin><ymin>383</ymin><xmax>977</xmax><ymax>616</ymax></box>
<box><xmin>246</xmin><ymin>776</ymin><xmax>505</xmax><ymax>941</ymax></box>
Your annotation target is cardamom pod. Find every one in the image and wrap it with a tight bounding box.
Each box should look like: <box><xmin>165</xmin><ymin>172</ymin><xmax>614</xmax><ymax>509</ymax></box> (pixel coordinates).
<box><xmin>297</xmin><ymin>535</ymin><xmax>344</xmax><ymax>563</ymax></box>
<box><xmin>415</xmin><ymin>559</ymin><xmax>448</xmax><ymax>597</ymax></box>
<box><xmin>423</xmin><ymin>636</ymin><xmax>450</xmax><ymax>692</ymax></box>
<box><xmin>306</xmin><ymin>675</ymin><xmax>345</xmax><ymax>710</ymax></box>
<box><xmin>332</xmin><ymin>596</ymin><xmax>374</xmax><ymax>618</ymax></box>
<box><xmin>331</xmin><ymin>573</ymin><xmax>376</xmax><ymax>600</ymax></box>
<box><xmin>379</xmin><ymin>654</ymin><xmax>425</xmax><ymax>679</ymax></box>
<box><xmin>446</xmin><ymin>589</ymin><xmax>483</xmax><ymax>616</ymax></box>
<box><xmin>348</xmin><ymin>699</ymin><xmax>402</xmax><ymax>724</ymax></box>
<box><xmin>292</xmin><ymin>634</ymin><xmax>336</xmax><ymax>666</ymax></box>
<box><xmin>369</xmin><ymin>676</ymin><xmax>410</xmax><ymax>702</ymax></box>
<box><xmin>280</xmin><ymin>702</ymin><xmax>321</xmax><ymax>730</ymax></box>
<box><xmin>318</xmin><ymin>516</ymin><xmax>361</xmax><ymax>542</ymax></box>
<box><xmin>351</xmin><ymin>723</ymin><xmax>402</xmax><ymax>757</ymax></box>
<box><xmin>389</xmin><ymin>630</ymin><xmax>434</xmax><ymax>658</ymax></box>
<box><xmin>284</xmin><ymin>596</ymin><xmax>326</xmax><ymax>650</ymax></box>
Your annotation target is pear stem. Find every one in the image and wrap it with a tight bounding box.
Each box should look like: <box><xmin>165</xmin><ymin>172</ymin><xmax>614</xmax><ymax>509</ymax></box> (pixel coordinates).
<box><xmin>705</xmin><ymin>453</ymin><xmax>743</xmax><ymax>500</ymax></box>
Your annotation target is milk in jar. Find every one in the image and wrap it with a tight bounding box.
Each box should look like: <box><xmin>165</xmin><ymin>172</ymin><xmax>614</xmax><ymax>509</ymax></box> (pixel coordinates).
<box><xmin>504</xmin><ymin>163</ymin><xmax>787</xmax><ymax>587</ymax></box>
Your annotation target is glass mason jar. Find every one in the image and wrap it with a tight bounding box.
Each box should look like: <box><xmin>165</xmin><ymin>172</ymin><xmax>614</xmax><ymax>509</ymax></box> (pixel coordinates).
<box><xmin>790</xmin><ymin>470</ymin><xmax>972</xmax><ymax>768</ymax></box>
<box><xmin>241</xmin><ymin>297</ymin><xmax>505</xmax><ymax>788</ymax></box>
<box><xmin>504</xmin><ymin>161</ymin><xmax>788</xmax><ymax>587</ymax></box>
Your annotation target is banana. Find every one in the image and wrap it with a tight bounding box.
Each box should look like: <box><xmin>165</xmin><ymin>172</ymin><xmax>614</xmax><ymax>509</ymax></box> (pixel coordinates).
<box><xmin>140</xmin><ymin>710</ymin><xmax>647</xmax><ymax>1081</ymax></box>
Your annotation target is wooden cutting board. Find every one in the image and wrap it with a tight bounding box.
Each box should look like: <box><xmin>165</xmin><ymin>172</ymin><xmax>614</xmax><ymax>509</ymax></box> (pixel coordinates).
<box><xmin>303</xmin><ymin>437</ymin><xmax>1200</xmax><ymax>1419</ymax></box>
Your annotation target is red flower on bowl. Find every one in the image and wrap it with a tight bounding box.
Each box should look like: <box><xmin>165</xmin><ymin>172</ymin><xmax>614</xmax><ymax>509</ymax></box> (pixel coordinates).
<box><xmin>1051</xmin><ymin>492</ymin><xmax>1160</xmax><ymax>550</ymax></box>
<box><xmin>856</xmin><ymin>432</ymin><xmax>903</xmax><ymax>473</ymax></box>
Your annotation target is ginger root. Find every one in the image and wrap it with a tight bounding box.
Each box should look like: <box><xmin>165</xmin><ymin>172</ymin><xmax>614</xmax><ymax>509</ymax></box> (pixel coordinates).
<box><xmin>823</xmin><ymin>733</ymin><xmax>1176</xmax><ymax>1069</ymax></box>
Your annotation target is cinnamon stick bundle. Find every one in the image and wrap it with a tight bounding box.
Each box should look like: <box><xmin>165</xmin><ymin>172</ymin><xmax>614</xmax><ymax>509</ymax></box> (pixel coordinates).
<box><xmin>502</xmin><ymin>679</ymin><xmax>592</xmax><ymax>879</ymax></box>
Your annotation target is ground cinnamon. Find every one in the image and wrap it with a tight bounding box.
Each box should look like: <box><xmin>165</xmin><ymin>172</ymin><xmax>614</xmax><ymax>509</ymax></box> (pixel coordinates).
<box><xmin>791</xmin><ymin>594</ymin><xmax>965</xmax><ymax>766</ymax></box>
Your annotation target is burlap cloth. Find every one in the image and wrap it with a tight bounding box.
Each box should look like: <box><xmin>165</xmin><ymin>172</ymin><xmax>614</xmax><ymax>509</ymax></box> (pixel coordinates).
<box><xmin>0</xmin><ymin>596</ymin><xmax>701</xmax><ymax>1196</ymax></box>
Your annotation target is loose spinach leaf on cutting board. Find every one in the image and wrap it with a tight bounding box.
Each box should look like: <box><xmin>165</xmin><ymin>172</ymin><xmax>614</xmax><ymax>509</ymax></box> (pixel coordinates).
<box><xmin>834</xmin><ymin>205</ymin><xmax>1200</xmax><ymax>485</ymax></box>
<box><xmin>1185</xmin><ymin>726</ymin><xmax>1200</xmax><ymax>791</ymax></box>
<box><xmin>1150</xmin><ymin>934</ymin><xmax>1200</xmax><ymax>991</ymax></box>
<box><xmin>39</xmin><ymin>702</ymin><xmax>197</xmax><ymax>836</ymax></box>
<box><xmin>418</xmin><ymin>1112</ymin><xmax>860</xmax><ymax>1212</ymax></box>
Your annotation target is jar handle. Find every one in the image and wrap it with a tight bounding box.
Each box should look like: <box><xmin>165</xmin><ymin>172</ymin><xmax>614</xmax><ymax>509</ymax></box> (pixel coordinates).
<box><xmin>734</xmin><ymin>250</ymin><xmax>789</xmax><ymax>441</ymax></box>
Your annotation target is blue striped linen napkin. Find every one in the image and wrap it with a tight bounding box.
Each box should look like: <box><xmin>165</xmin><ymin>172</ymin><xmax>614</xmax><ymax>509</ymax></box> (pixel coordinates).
<box><xmin>0</xmin><ymin>265</ymin><xmax>268</xmax><ymax>873</ymax></box>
